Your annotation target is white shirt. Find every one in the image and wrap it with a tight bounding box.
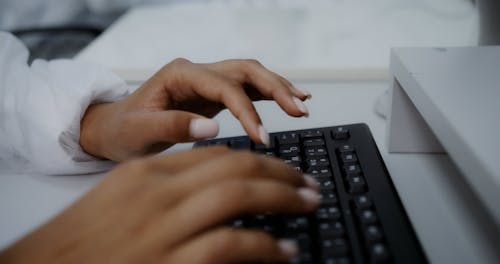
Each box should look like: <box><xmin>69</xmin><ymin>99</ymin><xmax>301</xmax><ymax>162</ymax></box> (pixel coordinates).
<box><xmin>0</xmin><ymin>32</ymin><xmax>129</xmax><ymax>175</ymax></box>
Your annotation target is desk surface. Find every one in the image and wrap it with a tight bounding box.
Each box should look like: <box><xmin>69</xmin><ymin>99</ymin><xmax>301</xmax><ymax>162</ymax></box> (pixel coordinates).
<box><xmin>1</xmin><ymin>2</ymin><xmax>498</xmax><ymax>263</ymax></box>
<box><xmin>1</xmin><ymin>81</ymin><xmax>499</xmax><ymax>263</ymax></box>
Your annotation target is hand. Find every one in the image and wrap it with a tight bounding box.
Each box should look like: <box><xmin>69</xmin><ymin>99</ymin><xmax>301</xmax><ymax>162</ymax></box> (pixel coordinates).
<box><xmin>0</xmin><ymin>147</ymin><xmax>320</xmax><ymax>264</ymax></box>
<box><xmin>80</xmin><ymin>58</ymin><xmax>311</xmax><ymax>161</ymax></box>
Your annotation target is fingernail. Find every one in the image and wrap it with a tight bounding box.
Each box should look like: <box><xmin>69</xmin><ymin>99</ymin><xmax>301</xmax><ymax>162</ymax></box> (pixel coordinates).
<box><xmin>297</xmin><ymin>188</ymin><xmax>321</xmax><ymax>208</ymax></box>
<box><xmin>189</xmin><ymin>118</ymin><xmax>219</xmax><ymax>139</ymax></box>
<box><xmin>292</xmin><ymin>96</ymin><xmax>309</xmax><ymax>117</ymax></box>
<box><xmin>303</xmin><ymin>174</ymin><xmax>319</xmax><ymax>190</ymax></box>
<box><xmin>277</xmin><ymin>239</ymin><xmax>298</xmax><ymax>258</ymax></box>
<box><xmin>258</xmin><ymin>125</ymin><xmax>270</xmax><ymax>147</ymax></box>
<box><xmin>297</xmin><ymin>88</ymin><xmax>312</xmax><ymax>99</ymax></box>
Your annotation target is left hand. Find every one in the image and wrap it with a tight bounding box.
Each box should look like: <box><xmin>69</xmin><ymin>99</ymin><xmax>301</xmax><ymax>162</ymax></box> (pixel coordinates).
<box><xmin>80</xmin><ymin>58</ymin><xmax>310</xmax><ymax>161</ymax></box>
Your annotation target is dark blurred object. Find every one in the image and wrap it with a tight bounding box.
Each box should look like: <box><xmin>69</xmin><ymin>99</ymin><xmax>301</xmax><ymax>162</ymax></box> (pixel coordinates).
<box><xmin>477</xmin><ymin>0</ymin><xmax>500</xmax><ymax>45</ymax></box>
<box><xmin>11</xmin><ymin>25</ymin><xmax>103</xmax><ymax>63</ymax></box>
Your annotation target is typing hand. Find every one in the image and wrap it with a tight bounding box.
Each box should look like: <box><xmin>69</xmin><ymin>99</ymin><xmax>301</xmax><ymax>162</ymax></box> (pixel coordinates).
<box><xmin>0</xmin><ymin>147</ymin><xmax>320</xmax><ymax>263</ymax></box>
<box><xmin>80</xmin><ymin>58</ymin><xmax>310</xmax><ymax>161</ymax></box>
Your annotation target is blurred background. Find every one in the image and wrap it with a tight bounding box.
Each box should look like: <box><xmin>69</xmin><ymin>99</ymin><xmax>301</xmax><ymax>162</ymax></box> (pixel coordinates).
<box><xmin>0</xmin><ymin>0</ymin><xmax>480</xmax><ymax>74</ymax></box>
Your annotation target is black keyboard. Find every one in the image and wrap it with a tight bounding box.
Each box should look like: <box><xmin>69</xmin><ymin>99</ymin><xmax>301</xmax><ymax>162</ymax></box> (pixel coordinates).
<box><xmin>194</xmin><ymin>123</ymin><xmax>426</xmax><ymax>264</ymax></box>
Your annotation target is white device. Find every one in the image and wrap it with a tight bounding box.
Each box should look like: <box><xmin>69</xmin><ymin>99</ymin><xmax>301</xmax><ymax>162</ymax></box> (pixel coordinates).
<box><xmin>387</xmin><ymin>46</ymin><xmax>500</xmax><ymax>227</ymax></box>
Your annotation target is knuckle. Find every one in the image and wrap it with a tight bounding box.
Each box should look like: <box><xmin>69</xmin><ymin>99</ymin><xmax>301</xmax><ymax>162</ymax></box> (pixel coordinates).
<box><xmin>170</xmin><ymin>57</ymin><xmax>191</xmax><ymax>66</ymax></box>
<box><xmin>230</xmin><ymin>152</ymin><xmax>262</xmax><ymax>173</ymax></box>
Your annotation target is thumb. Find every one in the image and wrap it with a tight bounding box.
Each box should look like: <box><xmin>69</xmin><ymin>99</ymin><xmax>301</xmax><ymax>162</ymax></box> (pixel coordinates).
<box><xmin>140</xmin><ymin>110</ymin><xmax>219</xmax><ymax>144</ymax></box>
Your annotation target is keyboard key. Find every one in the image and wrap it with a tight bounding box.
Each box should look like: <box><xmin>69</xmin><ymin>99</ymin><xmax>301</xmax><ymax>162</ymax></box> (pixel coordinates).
<box><xmin>256</xmin><ymin>149</ymin><xmax>275</xmax><ymax>157</ymax></box>
<box><xmin>277</xmin><ymin>132</ymin><xmax>300</xmax><ymax>145</ymax></box>
<box><xmin>305</xmin><ymin>146</ymin><xmax>328</xmax><ymax>157</ymax></box>
<box><xmin>300</xmin><ymin>130</ymin><xmax>323</xmax><ymax>139</ymax></box>
<box><xmin>319</xmin><ymin>179</ymin><xmax>335</xmax><ymax>190</ymax></box>
<box><xmin>307</xmin><ymin>167</ymin><xmax>332</xmax><ymax>178</ymax></box>
<box><xmin>365</xmin><ymin>225</ymin><xmax>384</xmax><ymax>243</ymax></box>
<box><xmin>279</xmin><ymin>145</ymin><xmax>300</xmax><ymax>156</ymax></box>
<box><xmin>338</xmin><ymin>144</ymin><xmax>355</xmax><ymax>153</ymax></box>
<box><xmin>316</xmin><ymin>206</ymin><xmax>342</xmax><ymax>221</ymax></box>
<box><xmin>318</xmin><ymin>221</ymin><xmax>345</xmax><ymax>237</ymax></box>
<box><xmin>370</xmin><ymin>243</ymin><xmax>390</xmax><ymax>263</ymax></box>
<box><xmin>341</xmin><ymin>153</ymin><xmax>358</xmax><ymax>164</ymax></box>
<box><xmin>354</xmin><ymin>195</ymin><xmax>373</xmax><ymax>209</ymax></box>
<box><xmin>307</xmin><ymin>157</ymin><xmax>330</xmax><ymax>167</ymax></box>
<box><xmin>291</xmin><ymin>253</ymin><xmax>313</xmax><ymax>264</ymax></box>
<box><xmin>303</xmin><ymin>138</ymin><xmax>325</xmax><ymax>147</ymax></box>
<box><xmin>285</xmin><ymin>217</ymin><xmax>310</xmax><ymax>232</ymax></box>
<box><xmin>344</xmin><ymin>164</ymin><xmax>361</xmax><ymax>175</ymax></box>
<box><xmin>346</xmin><ymin>175</ymin><xmax>366</xmax><ymax>194</ymax></box>
<box><xmin>321</xmin><ymin>238</ymin><xmax>349</xmax><ymax>257</ymax></box>
<box><xmin>320</xmin><ymin>191</ymin><xmax>338</xmax><ymax>205</ymax></box>
<box><xmin>332</xmin><ymin>127</ymin><xmax>350</xmax><ymax>140</ymax></box>
<box><xmin>283</xmin><ymin>155</ymin><xmax>302</xmax><ymax>166</ymax></box>
<box><xmin>229</xmin><ymin>138</ymin><xmax>250</xmax><ymax>149</ymax></box>
<box><xmin>359</xmin><ymin>210</ymin><xmax>378</xmax><ymax>224</ymax></box>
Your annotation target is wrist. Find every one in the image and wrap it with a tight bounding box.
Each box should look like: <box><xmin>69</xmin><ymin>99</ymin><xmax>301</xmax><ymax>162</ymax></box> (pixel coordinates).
<box><xmin>80</xmin><ymin>102</ymin><xmax>117</xmax><ymax>159</ymax></box>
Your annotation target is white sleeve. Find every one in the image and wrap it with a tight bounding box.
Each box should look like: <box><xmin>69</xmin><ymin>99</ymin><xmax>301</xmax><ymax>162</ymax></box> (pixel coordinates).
<box><xmin>0</xmin><ymin>32</ymin><xmax>130</xmax><ymax>175</ymax></box>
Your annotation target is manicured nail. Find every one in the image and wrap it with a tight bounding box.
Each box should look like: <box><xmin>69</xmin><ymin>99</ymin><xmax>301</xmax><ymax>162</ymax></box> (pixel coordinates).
<box><xmin>292</xmin><ymin>96</ymin><xmax>309</xmax><ymax>117</ymax></box>
<box><xmin>258</xmin><ymin>125</ymin><xmax>270</xmax><ymax>147</ymax></box>
<box><xmin>297</xmin><ymin>88</ymin><xmax>312</xmax><ymax>99</ymax></box>
<box><xmin>189</xmin><ymin>118</ymin><xmax>219</xmax><ymax>139</ymax></box>
<box><xmin>277</xmin><ymin>239</ymin><xmax>298</xmax><ymax>258</ymax></box>
<box><xmin>303</xmin><ymin>174</ymin><xmax>319</xmax><ymax>190</ymax></box>
<box><xmin>297</xmin><ymin>188</ymin><xmax>321</xmax><ymax>207</ymax></box>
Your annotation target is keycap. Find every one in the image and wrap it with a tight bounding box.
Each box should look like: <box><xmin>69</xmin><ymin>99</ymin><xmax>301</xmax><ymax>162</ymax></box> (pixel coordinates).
<box><xmin>320</xmin><ymin>191</ymin><xmax>338</xmax><ymax>204</ymax></box>
<box><xmin>307</xmin><ymin>167</ymin><xmax>332</xmax><ymax>178</ymax></box>
<box><xmin>285</xmin><ymin>217</ymin><xmax>310</xmax><ymax>231</ymax></box>
<box><xmin>353</xmin><ymin>195</ymin><xmax>372</xmax><ymax>209</ymax></box>
<box><xmin>370</xmin><ymin>243</ymin><xmax>390</xmax><ymax>263</ymax></box>
<box><xmin>307</xmin><ymin>157</ymin><xmax>330</xmax><ymax>167</ymax></box>
<box><xmin>318</xmin><ymin>221</ymin><xmax>345</xmax><ymax>237</ymax></box>
<box><xmin>283</xmin><ymin>155</ymin><xmax>302</xmax><ymax>166</ymax></box>
<box><xmin>338</xmin><ymin>144</ymin><xmax>354</xmax><ymax>153</ymax></box>
<box><xmin>365</xmin><ymin>225</ymin><xmax>384</xmax><ymax>242</ymax></box>
<box><xmin>277</xmin><ymin>132</ymin><xmax>300</xmax><ymax>145</ymax></box>
<box><xmin>229</xmin><ymin>138</ymin><xmax>250</xmax><ymax>149</ymax></box>
<box><xmin>344</xmin><ymin>164</ymin><xmax>361</xmax><ymax>175</ymax></box>
<box><xmin>316</xmin><ymin>206</ymin><xmax>342</xmax><ymax>221</ymax></box>
<box><xmin>321</xmin><ymin>238</ymin><xmax>349</xmax><ymax>257</ymax></box>
<box><xmin>279</xmin><ymin>145</ymin><xmax>300</xmax><ymax>156</ymax></box>
<box><xmin>341</xmin><ymin>153</ymin><xmax>358</xmax><ymax>164</ymax></box>
<box><xmin>256</xmin><ymin>149</ymin><xmax>275</xmax><ymax>157</ymax></box>
<box><xmin>359</xmin><ymin>210</ymin><xmax>378</xmax><ymax>224</ymax></box>
<box><xmin>319</xmin><ymin>179</ymin><xmax>335</xmax><ymax>190</ymax></box>
<box><xmin>303</xmin><ymin>138</ymin><xmax>325</xmax><ymax>147</ymax></box>
<box><xmin>332</xmin><ymin>127</ymin><xmax>350</xmax><ymax>140</ymax></box>
<box><xmin>346</xmin><ymin>175</ymin><xmax>366</xmax><ymax>194</ymax></box>
<box><xmin>300</xmin><ymin>130</ymin><xmax>323</xmax><ymax>139</ymax></box>
<box><xmin>305</xmin><ymin>146</ymin><xmax>328</xmax><ymax>157</ymax></box>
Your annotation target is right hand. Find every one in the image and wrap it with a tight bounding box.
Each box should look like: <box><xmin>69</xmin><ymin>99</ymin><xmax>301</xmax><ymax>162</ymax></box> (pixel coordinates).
<box><xmin>0</xmin><ymin>147</ymin><xmax>320</xmax><ymax>264</ymax></box>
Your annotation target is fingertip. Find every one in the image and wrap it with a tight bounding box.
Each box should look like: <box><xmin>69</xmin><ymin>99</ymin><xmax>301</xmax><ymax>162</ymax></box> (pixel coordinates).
<box><xmin>292</xmin><ymin>96</ymin><xmax>310</xmax><ymax>117</ymax></box>
<box><xmin>189</xmin><ymin>118</ymin><xmax>219</xmax><ymax>139</ymax></box>
<box><xmin>277</xmin><ymin>239</ymin><xmax>299</xmax><ymax>260</ymax></box>
<box><xmin>258</xmin><ymin>125</ymin><xmax>271</xmax><ymax>147</ymax></box>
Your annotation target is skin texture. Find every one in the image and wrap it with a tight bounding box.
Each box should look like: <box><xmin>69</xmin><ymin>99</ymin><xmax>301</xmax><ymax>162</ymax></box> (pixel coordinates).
<box><xmin>0</xmin><ymin>147</ymin><xmax>319</xmax><ymax>264</ymax></box>
<box><xmin>80</xmin><ymin>58</ymin><xmax>310</xmax><ymax>161</ymax></box>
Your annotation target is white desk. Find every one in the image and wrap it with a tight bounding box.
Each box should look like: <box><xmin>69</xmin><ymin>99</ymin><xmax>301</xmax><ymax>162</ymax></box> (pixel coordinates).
<box><xmin>2</xmin><ymin>2</ymin><xmax>499</xmax><ymax>263</ymax></box>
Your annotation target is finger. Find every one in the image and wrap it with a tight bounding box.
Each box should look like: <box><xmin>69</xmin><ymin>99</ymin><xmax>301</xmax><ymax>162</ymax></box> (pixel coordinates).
<box><xmin>162</xmin><ymin>179</ymin><xmax>320</xmax><ymax>243</ymax></box>
<box><xmin>164</xmin><ymin>228</ymin><xmax>297</xmax><ymax>264</ymax></box>
<box><xmin>182</xmin><ymin>69</ymin><xmax>266</xmax><ymax>145</ymax></box>
<box><xmin>237</xmin><ymin>60</ymin><xmax>309</xmax><ymax>117</ymax></box>
<box><xmin>129</xmin><ymin>110</ymin><xmax>219</xmax><ymax>147</ymax></box>
<box><xmin>277</xmin><ymin>75</ymin><xmax>311</xmax><ymax>100</ymax></box>
<box><xmin>153</xmin><ymin>151</ymin><xmax>319</xmax><ymax>201</ymax></box>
